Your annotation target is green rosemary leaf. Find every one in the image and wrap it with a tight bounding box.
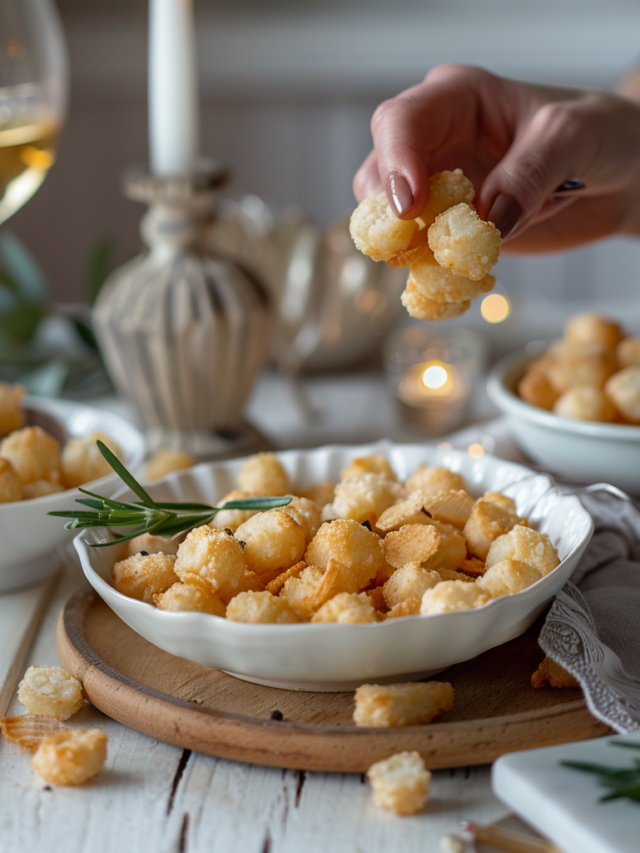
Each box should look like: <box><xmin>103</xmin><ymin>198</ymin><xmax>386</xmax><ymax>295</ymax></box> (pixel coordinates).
<box><xmin>153</xmin><ymin>501</ymin><xmax>216</xmax><ymax>512</ymax></box>
<box><xmin>149</xmin><ymin>512</ymin><xmax>216</xmax><ymax>539</ymax></box>
<box><xmin>75</xmin><ymin>498</ymin><xmax>106</xmax><ymax>509</ymax></box>
<box><xmin>610</xmin><ymin>741</ymin><xmax>640</xmax><ymax>752</ymax></box>
<box><xmin>77</xmin><ymin>489</ymin><xmax>155</xmax><ymax>513</ymax></box>
<box><xmin>600</xmin><ymin>783</ymin><xmax>640</xmax><ymax>802</ymax></box>
<box><xmin>96</xmin><ymin>440</ymin><xmax>156</xmax><ymax>508</ymax></box>
<box><xmin>220</xmin><ymin>496</ymin><xmax>292</xmax><ymax>511</ymax></box>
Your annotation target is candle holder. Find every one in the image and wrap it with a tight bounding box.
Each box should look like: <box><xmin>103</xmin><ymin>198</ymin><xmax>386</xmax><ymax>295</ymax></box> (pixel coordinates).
<box><xmin>93</xmin><ymin>161</ymin><xmax>273</xmax><ymax>458</ymax></box>
<box><xmin>384</xmin><ymin>324</ymin><xmax>487</xmax><ymax>434</ymax></box>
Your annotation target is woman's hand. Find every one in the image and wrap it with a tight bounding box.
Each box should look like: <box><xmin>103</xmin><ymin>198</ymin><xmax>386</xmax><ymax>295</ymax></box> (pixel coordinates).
<box><xmin>353</xmin><ymin>64</ymin><xmax>640</xmax><ymax>252</ymax></box>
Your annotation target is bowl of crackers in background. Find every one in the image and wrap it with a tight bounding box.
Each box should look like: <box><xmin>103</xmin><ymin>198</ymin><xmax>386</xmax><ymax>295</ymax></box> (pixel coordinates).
<box><xmin>488</xmin><ymin>312</ymin><xmax>640</xmax><ymax>493</ymax></box>
<box><xmin>0</xmin><ymin>382</ymin><xmax>146</xmax><ymax>592</ymax></box>
<box><xmin>75</xmin><ymin>441</ymin><xmax>592</xmax><ymax>691</ymax></box>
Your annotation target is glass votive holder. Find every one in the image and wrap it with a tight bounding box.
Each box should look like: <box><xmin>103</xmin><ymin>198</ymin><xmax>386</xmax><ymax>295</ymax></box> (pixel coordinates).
<box><xmin>384</xmin><ymin>324</ymin><xmax>488</xmax><ymax>434</ymax></box>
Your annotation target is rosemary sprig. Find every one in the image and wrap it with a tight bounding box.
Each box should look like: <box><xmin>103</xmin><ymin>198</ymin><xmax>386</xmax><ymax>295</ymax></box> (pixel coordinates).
<box><xmin>48</xmin><ymin>440</ymin><xmax>291</xmax><ymax>547</ymax></box>
<box><xmin>561</xmin><ymin>740</ymin><xmax>640</xmax><ymax>803</ymax></box>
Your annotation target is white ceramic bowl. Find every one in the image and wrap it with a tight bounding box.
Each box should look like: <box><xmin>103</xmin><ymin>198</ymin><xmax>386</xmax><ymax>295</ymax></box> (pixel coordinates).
<box><xmin>75</xmin><ymin>441</ymin><xmax>593</xmax><ymax>692</ymax></box>
<box><xmin>488</xmin><ymin>350</ymin><xmax>640</xmax><ymax>493</ymax></box>
<box><xmin>0</xmin><ymin>396</ymin><xmax>146</xmax><ymax>593</ymax></box>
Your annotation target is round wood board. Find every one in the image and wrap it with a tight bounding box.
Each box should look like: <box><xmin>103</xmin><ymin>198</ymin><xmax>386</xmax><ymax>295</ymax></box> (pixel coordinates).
<box><xmin>56</xmin><ymin>590</ymin><xmax>611</xmax><ymax>773</ymax></box>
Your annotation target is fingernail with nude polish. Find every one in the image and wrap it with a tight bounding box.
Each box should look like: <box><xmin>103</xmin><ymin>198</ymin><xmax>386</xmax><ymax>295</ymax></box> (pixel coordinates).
<box><xmin>488</xmin><ymin>194</ymin><xmax>522</xmax><ymax>239</ymax></box>
<box><xmin>389</xmin><ymin>172</ymin><xmax>414</xmax><ymax>216</ymax></box>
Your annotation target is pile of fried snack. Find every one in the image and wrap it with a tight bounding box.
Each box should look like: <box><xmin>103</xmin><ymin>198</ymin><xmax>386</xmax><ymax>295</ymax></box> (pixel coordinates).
<box><xmin>0</xmin><ymin>381</ymin><xmax>122</xmax><ymax>501</ymax></box>
<box><xmin>519</xmin><ymin>312</ymin><xmax>640</xmax><ymax>424</ymax></box>
<box><xmin>349</xmin><ymin>169</ymin><xmax>502</xmax><ymax>321</ymax></box>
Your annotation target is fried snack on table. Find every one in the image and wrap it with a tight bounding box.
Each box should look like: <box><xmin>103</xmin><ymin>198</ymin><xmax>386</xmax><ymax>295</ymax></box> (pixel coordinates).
<box><xmin>311</xmin><ymin>591</ymin><xmax>378</xmax><ymax>624</ymax></box>
<box><xmin>146</xmin><ymin>449</ymin><xmax>195</xmax><ymax>482</ymax></box>
<box><xmin>235</xmin><ymin>509</ymin><xmax>306</xmax><ymax>578</ymax></box>
<box><xmin>367</xmin><ymin>751</ymin><xmax>431</xmax><ymax>816</ymax></box>
<box><xmin>349</xmin><ymin>191</ymin><xmax>418</xmax><ymax>262</ymax></box>
<box><xmin>0</xmin><ymin>381</ymin><xmax>24</xmax><ymax>437</ymax></box>
<box><xmin>463</xmin><ymin>493</ymin><xmax>526</xmax><ymax>561</ymax></box>
<box><xmin>518</xmin><ymin>369</ymin><xmax>560</xmax><ymax>411</ymax></box>
<box><xmin>175</xmin><ymin>526</ymin><xmax>247</xmax><ymax>595</ymax></box>
<box><xmin>0</xmin><ymin>714</ymin><xmax>67</xmax><ymax>752</ymax></box>
<box><xmin>428</xmin><ymin>203</ymin><xmax>501</xmax><ymax>281</ymax></box>
<box><xmin>354</xmin><ymin>681</ymin><xmax>453</xmax><ymax>728</ymax></box>
<box><xmin>21</xmin><ymin>478</ymin><xmax>65</xmax><ymax>500</ymax></box>
<box><xmin>154</xmin><ymin>577</ymin><xmax>226</xmax><ymax>615</ymax></box>
<box><xmin>405</xmin><ymin>465</ymin><xmax>465</xmax><ymax>497</ymax></box>
<box><xmin>383</xmin><ymin>524</ymin><xmax>441</xmax><ymax>570</ymax></box>
<box><xmin>311</xmin><ymin>558</ymin><xmax>361</xmax><ymax>610</ymax></box>
<box><xmin>553</xmin><ymin>385</ymin><xmax>617</xmax><ymax>422</ymax></box>
<box><xmin>421</xmin><ymin>489</ymin><xmax>475</xmax><ymax>529</ymax></box>
<box><xmin>409</xmin><ymin>251</ymin><xmax>496</xmax><ymax>303</ymax></box>
<box><xmin>477</xmin><ymin>559</ymin><xmax>542</xmax><ymax>597</ymax></box>
<box><xmin>300</xmin><ymin>481</ymin><xmax>335</xmax><ymax>508</ymax></box>
<box><xmin>485</xmin><ymin>525</ymin><xmax>560</xmax><ymax>577</ymax></box>
<box><xmin>60</xmin><ymin>430</ymin><xmax>122</xmax><ymax>489</ymax></box>
<box><xmin>32</xmin><ymin>728</ymin><xmax>107</xmax><ymax>786</ymax></box>
<box><xmin>305</xmin><ymin>519</ymin><xmax>384</xmax><ymax>588</ymax></box>
<box><xmin>546</xmin><ymin>343</ymin><xmax>618</xmax><ymax>393</ymax></box>
<box><xmin>122</xmin><ymin>532</ymin><xmax>180</xmax><ymax>558</ymax></box>
<box><xmin>418</xmin><ymin>169</ymin><xmax>476</xmax><ymax>229</ymax></box>
<box><xmin>0</xmin><ymin>457</ymin><xmax>21</xmax><ymax>503</ymax></box>
<box><xmin>218</xmin><ymin>569</ymin><xmax>265</xmax><ymax>604</ymax></box>
<box><xmin>564</xmin><ymin>312</ymin><xmax>623</xmax><ymax>350</ymax></box>
<box><xmin>459</xmin><ymin>556</ymin><xmax>486</xmax><ymax>577</ymax></box>
<box><xmin>281</xmin><ymin>496</ymin><xmax>321</xmax><ymax>543</ymax></box>
<box><xmin>420</xmin><ymin>581</ymin><xmax>490</xmax><ymax>615</ymax></box>
<box><xmin>112</xmin><ymin>553</ymin><xmax>179</xmax><ymax>603</ymax></box>
<box><xmin>280</xmin><ymin>566</ymin><xmax>325</xmax><ymax>620</ymax></box>
<box><xmin>386</xmin><ymin>596</ymin><xmax>422</xmax><ymax>618</ymax></box>
<box><xmin>18</xmin><ymin>666</ymin><xmax>84</xmax><ymax>721</ymax></box>
<box><xmin>340</xmin><ymin>453</ymin><xmax>397</xmax><ymax>482</ymax></box>
<box><xmin>375</xmin><ymin>493</ymin><xmax>431</xmax><ymax>533</ymax></box>
<box><xmin>265</xmin><ymin>561</ymin><xmax>305</xmax><ymax>596</ymax></box>
<box><xmin>331</xmin><ymin>473</ymin><xmax>404</xmax><ymax>524</ymax></box>
<box><xmin>617</xmin><ymin>336</ymin><xmax>640</xmax><ymax>369</ymax></box>
<box><xmin>401</xmin><ymin>278</ymin><xmax>471</xmax><ymax>321</ymax></box>
<box><xmin>0</xmin><ymin>425</ymin><xmax>61</xmax><ymax>485</ymax></box>
<box><xmin>238</xmin><ymin>451</ymin><xmax>290</xmax><ymax>496</ymax></box>
<box><xmin>382</xmin><ymin>563</ymin><xmax>441</xmax><ymax>609</ymax></box>
<box><xmin>209</xmin><ymin>489</ymin><xmax>260</xmax><ymax>532</ymax></box>
<box><xmin>604</xmin><ymin>366</ymin><xmax>640</xmax><ymax>422</ymax></box>
<box><xmin>225</xmin><ymin>590</ymin><xmax>299</xmax><ymax>624</ymax></box>
<box><xmin>531</xmin><ymin>656</ymin><xmax>579</xmax><ymax>689</ymax></box>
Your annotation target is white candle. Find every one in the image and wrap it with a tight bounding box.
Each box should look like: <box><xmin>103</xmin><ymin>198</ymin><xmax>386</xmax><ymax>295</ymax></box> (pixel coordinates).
<box><xmin>148</xmin><ymin>0</ymin><xmax>199</xmax><ymax>176</ymax></box>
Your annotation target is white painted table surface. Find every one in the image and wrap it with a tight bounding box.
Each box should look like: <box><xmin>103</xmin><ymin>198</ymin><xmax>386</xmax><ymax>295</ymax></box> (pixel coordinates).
<box><xmin>0</xmin><ymin>374</ymin><xmax>546</xmax><ymax>853</ymax></box>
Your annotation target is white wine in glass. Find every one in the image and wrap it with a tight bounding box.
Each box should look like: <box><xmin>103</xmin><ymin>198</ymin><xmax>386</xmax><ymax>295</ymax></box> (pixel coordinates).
<box><xmin>0</xmin><ymin>0</ymin><xmax>67</xmax><ymax>224</ymax></box>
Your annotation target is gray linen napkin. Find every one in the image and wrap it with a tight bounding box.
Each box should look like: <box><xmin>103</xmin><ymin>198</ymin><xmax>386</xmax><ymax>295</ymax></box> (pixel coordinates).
<box><xmin>539</xmin><ymin>491</ymin><xmax>640</xmax><ymax>733</ymax></box>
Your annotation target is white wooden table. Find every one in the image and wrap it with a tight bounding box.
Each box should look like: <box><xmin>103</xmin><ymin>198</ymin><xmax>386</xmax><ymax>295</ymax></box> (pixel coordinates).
<box><xmin>0</xmin><ymin>376</ymin><xmax>542</xmax><ymax>853</ymax></box>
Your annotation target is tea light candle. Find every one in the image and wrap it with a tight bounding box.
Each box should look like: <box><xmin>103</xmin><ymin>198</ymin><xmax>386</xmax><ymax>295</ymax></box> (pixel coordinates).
<box><xmin>149</xmin><ymin>0</ymin><xmax>199</xmax><ymax>175</ymax></box>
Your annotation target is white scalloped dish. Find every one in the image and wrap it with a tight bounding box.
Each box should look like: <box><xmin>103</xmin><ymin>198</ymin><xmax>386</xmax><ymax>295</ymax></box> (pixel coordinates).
<box><xmin>75</xmin><ymin>442</ymin><xmax>593</xmax><ymax>691</ymax></box>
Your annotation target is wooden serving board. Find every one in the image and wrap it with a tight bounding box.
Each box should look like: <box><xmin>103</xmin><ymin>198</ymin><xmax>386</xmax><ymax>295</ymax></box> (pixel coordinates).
<box><xmin>56</xmin><ymin>590</ymin><xmax>611</xmax><ymax>773</ymax></box>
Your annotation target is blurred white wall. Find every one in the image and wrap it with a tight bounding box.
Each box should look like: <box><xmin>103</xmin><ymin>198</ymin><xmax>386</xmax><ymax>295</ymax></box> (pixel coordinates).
<box><xmin>8</xmin><ymin>0</ymin><xmax>640</xmax><ymax>309</ymax></box>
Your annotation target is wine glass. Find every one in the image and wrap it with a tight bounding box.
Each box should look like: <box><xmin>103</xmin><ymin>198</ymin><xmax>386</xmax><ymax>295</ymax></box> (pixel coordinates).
<box><xmin>0</xmin><ymin>0</ymin><xmax>67</xmax><ymax>224</ymax></box>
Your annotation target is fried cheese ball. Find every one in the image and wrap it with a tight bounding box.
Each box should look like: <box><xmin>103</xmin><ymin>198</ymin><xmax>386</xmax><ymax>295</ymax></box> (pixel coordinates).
<box><xmin>354</xmin><ymin>681</ymin><xmax>453</xmax><ymax>727</ymax></box>
<box><xmin>341</xmin><ymin>453</ymin><xmax>397</xmax><ymax>482</ymax></box>
<box><xmin>428</xmin><ymin>203</ymin><xmax>501</xmax><ymax>281</ymax></box>
<box><xmin>0</xmin><ymin>714</ymin><xmax>66</xmax><ymax>753</ymax></box>
<box><xmin>349</xmin><ymin>191</ymin><xmax>418</xmax><ymax>262</ymax></box>
<box><xmin>383</xmin><ymin>523</ymin><xmax>465</xmax><ymax>572</ymax></box>
<box><xmin>175</xmin><ymin>526</ymin><xmax>246</xmax><ymax>593</ymax></box>
<box><xmin>386</xmin><ymin>226</ymin><xmax>432</xmax><ymax>268</ymax></box>
<box><xmin>332</xmin><ymin>473</ymin><xmax>403</xmax><ymax>524</ymax></box>
<box><xmin>0</xmin><ymin>426</ymin><xmax>61</xmax><ymax>485</ymax></box>
<box><xmin>420</xmin><ymin>581</ymin><xmax>490</xmax><ymax>615</ymax></box>
<box><xmin>553</xmin><ymin>385</ymin><xmax>617</xmax><ymax>422</ymax></box>
<box><xmin>518</xmin><ymin>369</ymin><xmax>560</xmax><ymax>411</ymax></box>
<box><xmin>122</xmin><ymin>532</ymin><xmax>180</xmax><ymax>558</ymax></box>
<box><xmin>382</xmin><ymin>564</ymin><xmax>442</xmax><ymax>609</ymax></box>
<box><xmin>21</xmin><ymin>478</ymin><xmax>64</xmax><ymax>500</ymax></box>
<box><xmin>218</xmin><ymin>569</ymin><xmax>265</xmax><ymax>604</ymax></box>
<box><xmin>18</xmin><ymin>666</ymin><xmax>84</xmax><ymax>721</ymax></box>
<box><xmin>409</xmin><ymin>252</ymin><xmax>496</xmax><ymax>303</ymax></box>
<box><xmin>305</xmin><ymin>519</ymin><xmax>384</xmax><ymax>588</ymax></box>
<box><xmin>405</xmin><ymin>465</ymin><xmax>465</xmax><ymax>498</ymax></box>
<box><xmin>531</xmin><ymin>656</ymin><xmax>579</xmax><ymax>689</ymax></box>
<box><xmin>209</xmin><ymin>489</ymin><xmax>260</xmax><ymax>532</ymax></box>
<box><xmin>146</xmin><ymin>449</ymin><xmax>195</xmax><ymax>482</ymax></box>
<box><xmin>476</xmin><ymin>559</ymin><xmax>542</xmax><ymax>597</ymax></box>
<box><xmin>281</xmin><ymin>496</ymin><xmax>321</xmax><ymax>543</ymax></box>
<box><xmin>0</xmin><ymin>456</ymin><xmax>21</xmax><ymax>503</ymax></box>
<box><xmin>238</xmin><ymin>452</ymin><xmax>290</xmax><ymax>496</ymax></box>
<box><xmin>279</xmin><ymin>565</ymin><xmax>325</xmax><ymax>620</ymax></box>
<box><xmin>301</xmin><ymin>481</ymin><xmax>335</xmax><ymax>508</ymax></box>
<box><xmin>367</xmin><ymin>751</ymin><xmax>431</xmax><ymax>816</ymax></box>
<box><xmin>234</xmin><ymin>509</ymin><xmax>306</xmax><ymax>579</ymax></box>
<box><xmin>463</xmin><ymin>493</ymin><xmax>526</xmax><ymax>561</ymax></box>
<box><xmin>617</xmin><ymin>336</ymin><xmax>640</xmax><ymax>369</ymax></box>
<box><xmin>311</xmin><ymin>591</ymin><xmax>378</xmax><ymax>624</ymax></box>
<box><xmin>546</xmin><ymin>343</ymin><xmax>618</xmax><ymax>393</ymax></box>
<box><xmin>564</xmin><ymin>312</ymin><xmax>622</xmax><ymax>350</ymax></box>
<box><xmin>604</xmin><ymin>366</ymin><xmax>640</xmax><ymax>422</ymax></box>
<box><xmin>61</xmin><ymin>430</ymin><xmax>122</xmax><ymax>488</ymax></box>
<box><xmin>112</xmin><ymin>553</ymin><xmax>179</xmax><ymax>603</ymax></box>
<box><xmin>401</xmin><ymin>278</ymin><xmax>470</xmax><ymax>321</ymax></box>
<box><xmin>225</xmin><ymin>590</ymin><xmax>299</xmax><ymax>624</ymax></box>
<box><xmin>0</xmin><ymin>381</ymin><xmax>24</xmax><ymax>437</ymax></box>
<box><xmin>375</xmin><ymin>493</ymin><xmax>432</xmax><ymax>533</ymax></box>
<box><xmin>418</xmin><ymin>169</ymin><xmax>476</xmax><ymax>229</ymax></box>
<box><xmin>485</xmin><ymin>525</ymin><xmax>560</xmax><ymax>577</ymax></box>
<box><xmin>154</xmin><ymin>577</ymin><xmax>226</xmax><ymax>616</ymax></box>
<box><xmin>32</xmin><ymin>728</ymin><xmax>107</xmax><ymax>786</ymax></box>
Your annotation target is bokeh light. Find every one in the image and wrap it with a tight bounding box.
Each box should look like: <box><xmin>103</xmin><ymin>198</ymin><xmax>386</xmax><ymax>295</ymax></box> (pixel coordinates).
<box><xmin>468</xmin><ymin>443</ymin><xmax>485</xmax><ymax>458</ymax></box>
<box><xmin>481</xmin><ymin>293</ymin><xmax>511</xmax><ymax>324</ymax></box>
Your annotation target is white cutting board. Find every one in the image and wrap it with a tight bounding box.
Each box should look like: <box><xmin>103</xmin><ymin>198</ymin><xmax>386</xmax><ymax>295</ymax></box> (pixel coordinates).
<box><xmin>492</xmin><ymin>734</ymin><xmax>640</xmax><ymax>853</ymax></box>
